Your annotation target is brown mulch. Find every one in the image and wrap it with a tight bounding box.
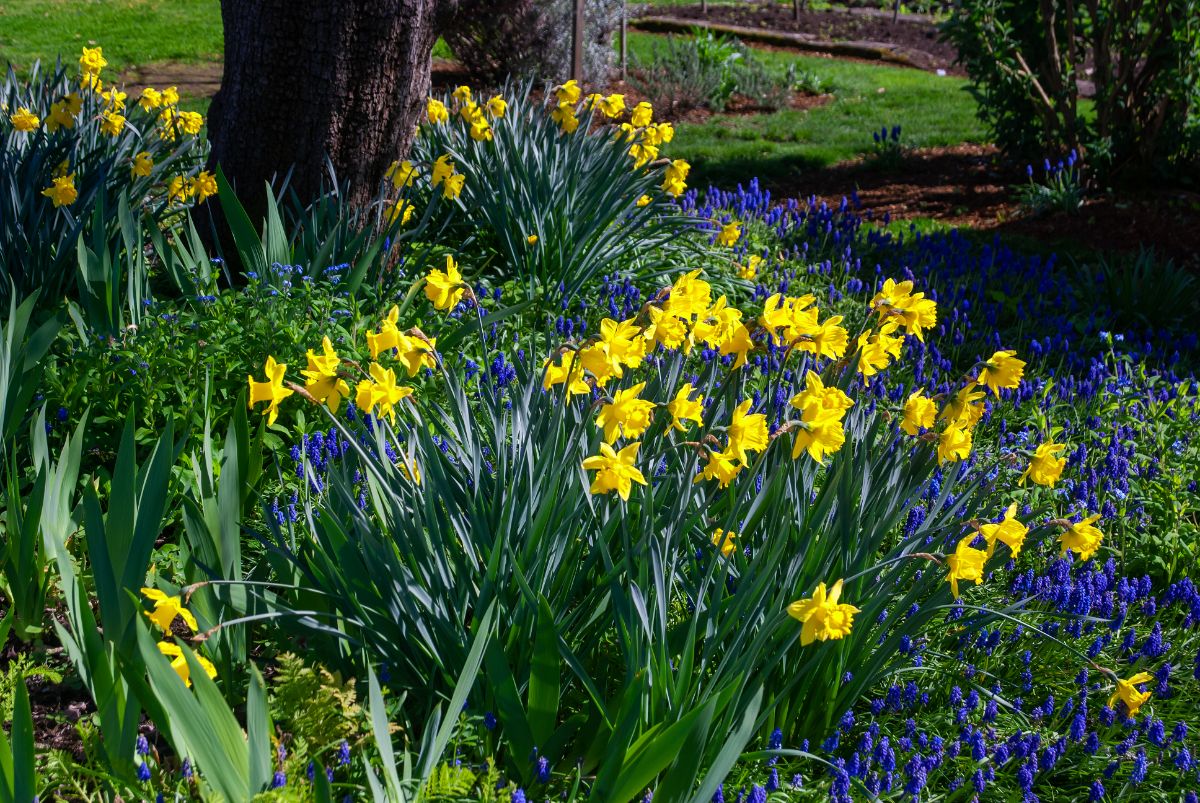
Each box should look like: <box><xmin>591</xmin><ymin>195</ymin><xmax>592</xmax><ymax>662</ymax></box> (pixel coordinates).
<box><xmin>643</xmin><ymin>3</ymin><xmax>962</xmax><ymax>74</ymax></box>
<box><xmin>763</xmin><ymin>143</ymin><xmax>1200</xmax><ymax>262</ymax></box>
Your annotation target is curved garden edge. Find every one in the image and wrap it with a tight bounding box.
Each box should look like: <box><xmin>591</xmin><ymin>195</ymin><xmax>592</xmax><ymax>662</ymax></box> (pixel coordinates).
<box><xmin>630</xmin><ymin>15</ymin><xmax>929</xmax><ymax>71</ymax></box>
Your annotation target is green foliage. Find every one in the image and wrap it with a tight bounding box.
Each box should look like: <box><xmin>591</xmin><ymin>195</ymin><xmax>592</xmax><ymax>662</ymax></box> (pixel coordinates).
<box><xmin>629</xmin><ymin>32</ymin><xmax>809</xmax><ymax>114</ymax></box>
<box><xmin>413</xmin><ymin>81</ymin><xmax>697</xmax><ymax>304</ymax></box>
<box><xmin>0</xmin><ymin>673</ymin><xmax>37</xmax><ymax>803</ymax></box>
<box><xmin>45</xmin><ymin>418</ymin><xmax>176</xmax><ymax>779</ymax></box>
<box><xmin>0</xmin><ymin>295</ymin><xmax>61</xmax><ymax>641</ymax></box>
<box><xmin>0</xmin><ymin>60</ymin><xmax>208</xmax><ymax>312</ymax></box>
<box><xmin>248</xmin><ymin>299</ymin><xmax>1008</xmax><ymax>798</ymax></box>
<box><xmin>941</xmin><ymin>0</ymin><xmax>1200</xmax><ymax>179</ymax></box>
<box><xmin>270</xmin><ymin>653</ymin><xmax>363</xmax><ymax>744</ymax></box>
<box><xmin>1016</xmin><ymin>153</ymin><xmax>1085</xmax><ymax>216</ymax></box>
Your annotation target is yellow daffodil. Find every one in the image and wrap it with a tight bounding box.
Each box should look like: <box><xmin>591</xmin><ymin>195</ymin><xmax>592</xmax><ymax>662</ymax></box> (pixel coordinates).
<box><xmin>595</xmin><ymin>382</ymin><xmax>656</xmax><ymax>443</ymax></box>
<box><xmin>486</xmin><ymin>95</ymin><xmax>508</xmax><ymax>117</ymax></box>
<box><xmin>41</xmin><ymin>174</ymin><xmax>78</xmax><ymax>207</ymax></box>
<box><xmin>726</xmin><ymin>399</ymin><xmax>769</xmax><ymax>464</ymax></box>
<box><xmin>79</xmin><ymin>46</ymin><xmax>107</xmax><ymax>76</ymax></box>
<box><xmin>189</xmin><ymin>171</ymin><xmax>217</xmax><ymax>204</ymax></box>
<box><xmin>789</xmin><ymin>371</ymin><xmax>853</xmax><ymax>463</ymax></box>
<box><xmin>711</xmin><ymin>528</ymin><xmax>738</xmax><ymax>557</ymax></box>
<box><xmin>388</xmin><ymin>198</ymin><xmax>415</xmax><ymax>226</ymax></box>
<box><xmin>636</xmin><ymin>194</ymin><xmax>651</xmax><ymax>207</ymax></box>
<box><xmin>176</xmin><ymin>110</ymin><xmax>204</xmax><ymax>136</ymax></box>
<box><xmin>367</xmin><ymin>305</ymin><xmax>402</xmax><ymax>358</ymax></box>
<box><xmin>131</xmin><ymin>151</ymin><xmax>154</xmax><ymax>178</ymax></box>
<box><xmin>946</xmin><ymin>536</ymin><xmax>987</xmax><ymax>598</ymax></box>
<box><xmin>396</xmin><ymin>334</ymin><xmax>437</xmax><ymax>377</ymax></box>
<box><xmin>46</xmin><ymin>97</ymin><xmax>78</xmax><ymax>131</ymax></box>
<box><xmin>629</xmin><ymin>101</ymin><xmax>653</xmax><ymax>127</ymax></box>
<box><xmin>977</xmin><ymin>350</ymin><xmax>1025</xmax><ymax>395</ymax></box>
<box><xmin>543</xmin><ymin>352</ymin><xmax>590</xmax><ymax>396</ymax></box>
<box><xmin>1108</xmin><ymin>672</ymin><xmax>1154</xmax><ymax>717</ymax></box>
<box><xmin>870</xmin><ymin>278</ymin><xmax>938</xmax><ymax>341</ymax></box>
<box><xmin>1021</xmin><ymin>439</ymin><xmax>1067</xmax><ymax>487</ymax></box>
<box><xmin>719</xmin><ymin>323</ymin><xmax>755</xmax><ymax>369</ymax></box>
<box><xmin>156</xmin><ymin>641</ymin><xmax>217</xmax><ymax>688</ymax></box>
<box><xmin>442</xmin><ymin>172</ymin><xmax>465</xmax><ymax>199</ymax></box>
<box><xmin>355</xmin><ymin>363</ymin><xmax>414</xmax><ymax>423</ymax></box>
<box><xmin>10</xmin><ymin>107</ymin><xmax>39</xmax><ymax>131</ymax></box>
<box><xmin>424</xmin><ymin>255</ymin><xmax>465</xmax><ymax>311</ymax></box>
<box><xmin>301</xmin><ymin>336</ymin><xmax>351</xmax><ymax>412</ymax></box>
<box><xmin>387</xmin><ymin>159</ymin><xmax>418</xmax><ymax>188</ymax></box>
<box><xmin>716</xmin><ymin>221</ymin><xmax>741</xmax><ymax>247</ymax></box>
<box><xmin>1059</xmin><ymin>514</ymin><xmax>1104</xmax><ymax>561</ymax></box>
<box><xmin>788</xmin><ymin>579</ymin><xmax>860</xmax><ymax>646</ymax></box>
<box><xmin>696</xmin><ymin>446</ymin><xmax>742</xmax><ymax>488</ymax></box>
<box><xmin>667</xmin><ymin>383</ymin><xmax>704</xmax><ymax>431</ymax></box>
<box><xmin>901</xmin><ymin>390</ymin><xmax>937</xmax><ymax>435</ymax></box>
<box><xmin>940</xmin><ymin>382</ymin><xmax>985</xmax><ymax>431</ymax></box>
<box><xmin>937</xmin><ymin>421</ymin><xmax>973</xmax><ymax>464</ymax></box>
<box><xmin>979</xmin><ymin>502</ymin><xmax>1028</xmax><ymax>559</ymax></box>
<box><xmin>554</xmin><ymin>79</ymin><xmax>581</xmax><ymax>105</ymax></box>
<box><xmin>141</xmin><ymin>588</ymin><xmax>198</xmax><ymax>632</ymax></box>
<box><xmin>248</xmin><ymin>356</ymin><xmax>294</xmax><ymax>426</ymax></box>
<box><xmin>581</xmin><ymin>441</ymin><xmax>647</xmax><ymax>501</ymax></box>
<box><xmin>139</xmin><ymin>87</ymin><xmax>163</xmax><ymax>110</ymax></box>
<box><xmin>427</xmin><ymin>97</ymin><xmax>449</xmax><ymax>124</ymax></box>
<box><xmin>737</xmin><ymin>255</ymin><xmax>762</xmax><ymax>280</ymax></box>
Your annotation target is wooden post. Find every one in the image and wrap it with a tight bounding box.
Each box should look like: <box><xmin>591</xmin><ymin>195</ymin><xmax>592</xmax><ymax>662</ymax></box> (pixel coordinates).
<box><xmin>571</xmin><ymin>0</ymin><xmax>585</xmax><ymax>81</ymax></box>
<box><xmin>794</xmin><ymin>0</ymin><xmax>801</xmax><ymax>21</ymax></box>
<box><xmin>620</xmin><ymin>0</ymin><xmax>627</xmax><ymax>80</ymax></box>
<box><xmin>701</xmin><ymin>0</ymin><xmax>707</xmax><ymax>15</ymax></box>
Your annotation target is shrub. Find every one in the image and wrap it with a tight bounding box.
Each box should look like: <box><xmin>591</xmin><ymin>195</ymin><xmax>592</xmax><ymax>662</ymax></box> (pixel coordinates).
<box><xmin>941</xmin><ymin>0</ymin><xmax>1200</xmax><ymax>180</ymax></box>
<box><xmin>628</xmin><ymin>32</ymin><xmax>804</xmax><ymax>114</ymax></box>
<box><xmin>0</xmin><ymin>52</ymin><xmax>208</xmax><ymax>311</ymax></box>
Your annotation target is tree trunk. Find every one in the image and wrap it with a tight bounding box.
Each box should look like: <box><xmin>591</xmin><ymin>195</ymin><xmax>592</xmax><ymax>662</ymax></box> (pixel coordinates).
<box><xmin>207</xmin><ymin>0</ymin><xmax>441</xmax><ymax>218</ymax></box>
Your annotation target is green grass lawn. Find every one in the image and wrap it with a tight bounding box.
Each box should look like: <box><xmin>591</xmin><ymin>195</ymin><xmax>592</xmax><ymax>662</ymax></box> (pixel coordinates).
<box><xmin>0</xmin><ymin>0</ymin><xmax>222</xmax><ymax>72</ymax></box>
<box><xmin>627</xmin><ymin>32</ymin><xmax>986</xmax><ymax>187</ymax></box>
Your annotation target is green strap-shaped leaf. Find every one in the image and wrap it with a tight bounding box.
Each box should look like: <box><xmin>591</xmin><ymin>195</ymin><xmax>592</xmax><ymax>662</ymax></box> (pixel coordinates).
<box><xmin>527</xmin><ymin>596</ymin><xmax>560</xmax><ymax>748</ymax></box>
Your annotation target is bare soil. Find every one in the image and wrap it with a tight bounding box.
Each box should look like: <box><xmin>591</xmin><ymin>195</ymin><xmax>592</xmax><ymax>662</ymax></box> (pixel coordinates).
<box><xmin>770</xmin><ymin>143</ymin><xmax>1200</xmax><ymax>262</ymax></box>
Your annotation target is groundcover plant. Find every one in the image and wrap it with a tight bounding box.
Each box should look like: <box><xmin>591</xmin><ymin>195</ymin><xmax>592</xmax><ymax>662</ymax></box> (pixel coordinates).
<box><xmin>2</xmin><ymin>46</ymin><xmax>1198</xmax><ymax>803</ymax></box>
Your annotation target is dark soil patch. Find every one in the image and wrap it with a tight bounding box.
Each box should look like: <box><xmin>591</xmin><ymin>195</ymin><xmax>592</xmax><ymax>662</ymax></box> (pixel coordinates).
<box><xmin>762</xmin><ymin>143</ymin><xmax>1200</xmax><ymax>263</ymax></box>
<box><xmin>119</xmin><ymin>60</ymin><xmax>222</xmax><ymax>101</ymax></box>
<box><xmin>641</xmin><ymin>3</ymin><xmax>961</xmax><ymax>73</ymax></box>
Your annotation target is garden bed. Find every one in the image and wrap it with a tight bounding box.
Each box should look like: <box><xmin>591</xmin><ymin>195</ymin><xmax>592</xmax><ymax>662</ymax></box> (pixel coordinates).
<box><xmin>637</xmin><ymin>3</ymin><xmax>962</xmax><ymax>73</ymax></box>
<box><xmin>751</xmin><ymin>142</ymin><xmax>1200</xmax><ymax>262</ymax></box>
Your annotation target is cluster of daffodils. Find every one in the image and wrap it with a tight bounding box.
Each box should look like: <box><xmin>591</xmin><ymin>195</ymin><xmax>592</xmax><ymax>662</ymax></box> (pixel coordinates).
<box><xmin>420</xmin><ymin>82</ymin><xmax>691</xmax><ymax>212</ymax></box>
<box><xmin>5</xmin><ymin>46</ymin><xmax>211</xmax><ymax>209</ymax></box>
<box><xmin>140</xmin><ymin>588</ymin><xmax>217</xmax><ymax>688</ymax></box>
<box><xmin>247</xmin><ymin>258</ymin><xmax>466</xmax><ymax>480</ymax></box>
<box><xmin>558</xmin><ymin>270</ymin><xmax>1118</xmax><ymax>652</ymax></box>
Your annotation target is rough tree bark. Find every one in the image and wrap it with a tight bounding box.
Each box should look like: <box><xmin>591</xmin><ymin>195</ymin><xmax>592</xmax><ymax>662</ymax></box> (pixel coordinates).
<box><xmin>207</xmin><ymin>0</ymin><xmax>444</xmax><ymax>215</ymax></box>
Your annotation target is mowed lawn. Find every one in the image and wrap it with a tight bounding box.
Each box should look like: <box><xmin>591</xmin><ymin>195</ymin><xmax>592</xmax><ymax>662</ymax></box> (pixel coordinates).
<box><xmin>626</xmin><ymin>32</ymin><xmax>986</xmax><ymax>186</ymax></box>
<box><xmin>0</xmin><ymin>0</ymin><xmax>222</xmax><ymax>72</ymax></box>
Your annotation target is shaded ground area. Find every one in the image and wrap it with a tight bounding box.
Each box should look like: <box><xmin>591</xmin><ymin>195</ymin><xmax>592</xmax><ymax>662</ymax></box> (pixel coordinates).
<box><xmin>771</xmin><ymin>143</ymin><xmax>1200</xmax><ymax>262</ymax></box>
<box><xmin>641</xmin><ymin>3</ymin><xmax>961</xmax><ymax>73</ymax></box>
<box><xmin>120</xmin><ymin>60</ymin><xmax>221</xmax><ymax>100</ymax></box>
